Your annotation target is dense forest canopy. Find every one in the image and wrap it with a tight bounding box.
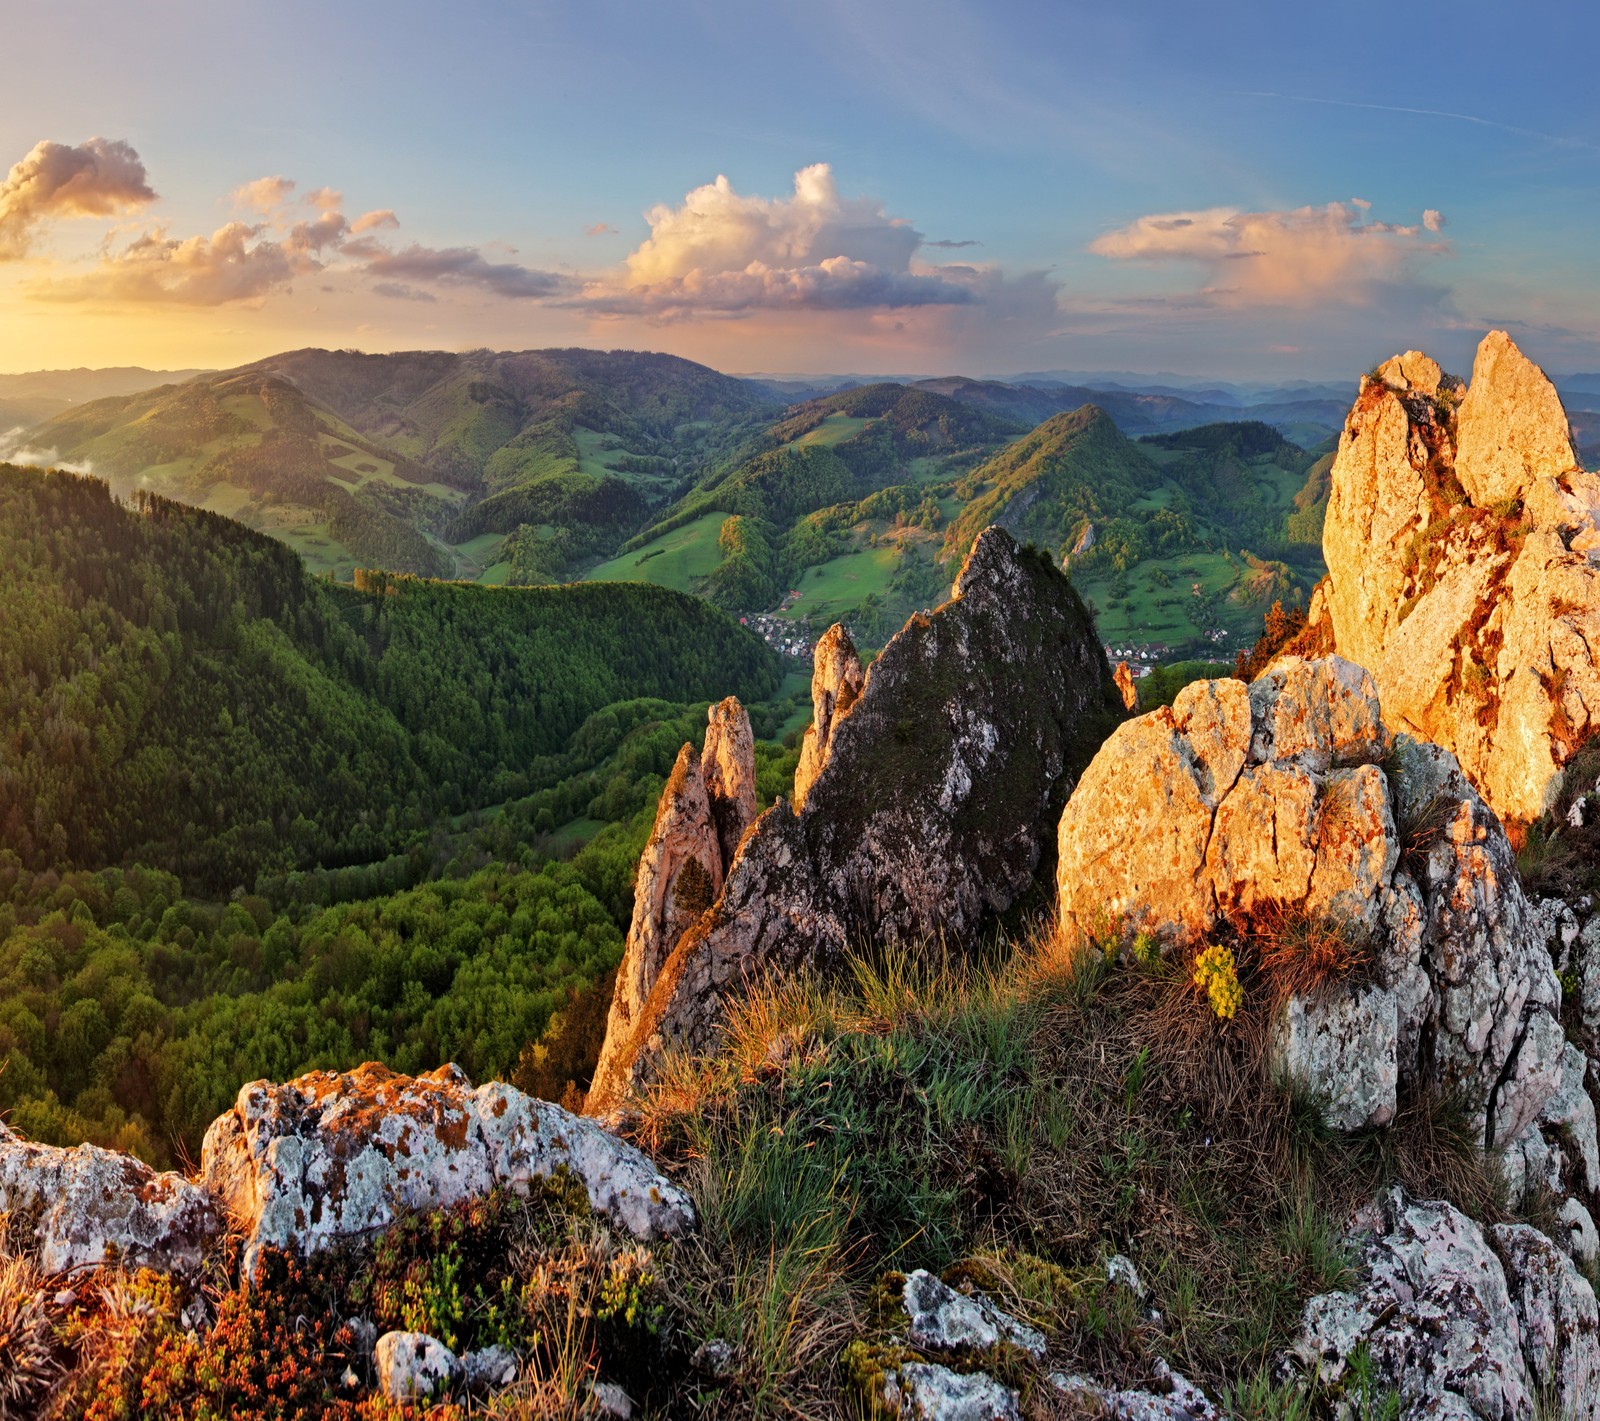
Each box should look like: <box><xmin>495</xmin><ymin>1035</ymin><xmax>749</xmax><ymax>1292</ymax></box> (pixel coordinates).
<box><xmin>0</xmin><ymin>464</ymin><xmax>780</xmax><ymax>892</ymax></box>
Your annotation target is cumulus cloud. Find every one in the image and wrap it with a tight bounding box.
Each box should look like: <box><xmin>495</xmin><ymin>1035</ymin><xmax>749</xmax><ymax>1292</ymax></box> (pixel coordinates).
<box><xmin>0</xmin><ymin>137</ymin><xmax>155</xmax><ymax>258</ymax></box>
<box><xmin>32</xmin><ymin>221</ymin><xmax>314</xmax><ymax>305</ymax></box>
<box><xmin>304</xmin><ymin>186</ymin><xmax>343</xmax><ymax>211</ymax></box>
<box><xmin>585</xmin><ymin>222</ymin><xmax>617</xmax><ymax>237</ymax></box>
<box><xmin>233</xmin><ymin>175</ymin><xmax>294</xmax><ymax>213</ymax></box>
<box><xmin>350</xmin><ymin>208</ymin><xmax>399</xmax><ymax>234</ymax></box>
<box><xmin>578</xmin><ymin>163</ymin><xmax>990</xmax><ymax>318</ymax></box>
<box><xmin>1089</xmin><ymin>200</ymin><xmax>1449</xmax><ymax>307</ymax></box>
<box><xmin>347</xmin><ymin>240</ymin><xmax>576</xmax><ymax>299</ymax></box>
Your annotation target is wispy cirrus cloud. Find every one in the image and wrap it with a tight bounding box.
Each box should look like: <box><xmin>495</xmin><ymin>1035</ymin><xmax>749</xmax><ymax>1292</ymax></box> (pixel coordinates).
<box><xmin>0</xmin><ymin>137</ymin><xmax>155</xmax><ymax>258</ymax></box>
<box><xmin>1089</xmin><ymin>200</ymin><xmax>1449</xmax><ymax>307</ymax></box>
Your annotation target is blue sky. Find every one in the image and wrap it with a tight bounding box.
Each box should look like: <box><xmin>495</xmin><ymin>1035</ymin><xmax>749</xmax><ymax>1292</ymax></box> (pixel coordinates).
<box><xmin>2</xmin><ymin>0</ymin><xmax>1596</xmax><ymax>378</ymax></box>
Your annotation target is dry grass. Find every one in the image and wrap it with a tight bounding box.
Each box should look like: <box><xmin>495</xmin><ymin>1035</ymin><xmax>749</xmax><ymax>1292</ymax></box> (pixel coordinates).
<box><xmin>0</xmin><ymin>1229</ymin><xmax>59</xmax><ymax>1420</ymax></box>
<box><xmin>613</xmin><ymin>915</ymin><xmax>1502</xmax><ymax>1415</ymax></box>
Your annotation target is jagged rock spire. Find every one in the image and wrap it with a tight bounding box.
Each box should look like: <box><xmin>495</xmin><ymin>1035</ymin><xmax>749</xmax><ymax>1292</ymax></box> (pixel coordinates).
<box><xmin>793</xmin><ymin>622</ymin><xmax>864</xmax><ymax>811</ymax></box>
<box><xmin>593</xmin><ymin>697</ymin><xmax>758</xmax><ymax>1097</ymax></box>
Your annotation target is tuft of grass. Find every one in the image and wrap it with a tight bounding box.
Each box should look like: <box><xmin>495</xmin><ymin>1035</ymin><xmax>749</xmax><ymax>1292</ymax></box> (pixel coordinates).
<box><xmin>0</xmin><ymin>1236</ymin><xmax>59</xmax><ymax>1420</ymax></box>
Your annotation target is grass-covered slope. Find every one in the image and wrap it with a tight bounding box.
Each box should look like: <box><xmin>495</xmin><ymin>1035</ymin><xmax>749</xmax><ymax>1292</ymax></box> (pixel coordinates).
<box><xmin>0</xmin><ymin>464</ymin><xmax>780</xmax><ymax>890</ymax></box>
<box><xmin>16</xmin><ymin>348</ymin><xmax>781</xmax><ymax>582</ymax></box>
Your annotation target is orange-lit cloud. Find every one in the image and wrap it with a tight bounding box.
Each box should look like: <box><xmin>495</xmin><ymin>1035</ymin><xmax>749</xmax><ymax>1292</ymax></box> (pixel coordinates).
<box><xmin>233</xmin><ymin>175</ymin><xmax>295</xmax><ymax>213</ymax></box>
<box><xmin>0</xmin><ymin>138</ymin><xmax>155</xmax><ymax>258</ymax></box>
<box><xmin>350</xmin><ymin>209</ymin><xmax>399</xmax><ymax>234</ymax></box>
<box><xmin>32</xmin><ymin>222</ymin><xmax>315</xmax><ymax>305</ymax></box>
<box><xmin>1089</xmin><ymin>200</ymin><xmax>1449</xmax><ymax>307</ymax></box>
<box><xmin>581</xmin><ymin>163</ymin><xmax>990</xmax><ymax>317</ymax></box>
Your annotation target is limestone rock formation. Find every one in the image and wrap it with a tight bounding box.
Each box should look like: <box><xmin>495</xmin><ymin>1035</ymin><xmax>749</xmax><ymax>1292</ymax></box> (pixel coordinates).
<box><xmin>590</xmin><ymin>527</ymin><xmax>1124</xmax><ymax>1104</ymax></box>
<box><xmin>1113</xmin><ymin>659</ymin><xmax>1138</xmax><ymax>711</ymax></box>
<box><xmin>900</xmin><ymin>1269</ymin><xmax>1046</xmax><ymax>1359</ymax></box>
<box><xmin>1051</xmin><ymin>1361</ymin><xmax>1223</xmax><ymax>1420</ymax></box>
<box><xmin>0</xmin><ymin>1121</ymin><xmax>222</xmax><ymax>1274</ymax></box>
<box><xmin>1287</xmin><ymin>1188</ymin><xmax>1600</xmax><ymax>1420</ymax></box>
<box><xmin>1316</xmin><ymin>329</ymin><xmax>1598</xmax><ymax>822</ymax></box>
<box><xmin>876</xmin><ymin>1362</ymin><xmax>1021</xmax><ymax>1420</ymax></box>
<box><xmin>599</xmin><ymin>699</ymin><xmax>757</xmax><ymax>1081</ymax></box>
<box><xmin>375</xmin><ymin>1330</ymin><xmax>461</xmax><ymax>1401</ymax></box>
<box><xmin>1057</xmin><ymin>657</ymin><xmax>1563</xmax><ymax>1152</ymax></box>
<box><xmin>793</xmin><ymin>623</ymin><xmax>865</xmax><ymax>811</ymax></box>
<box><xmin>202</xmin><ymin>1062</ymin><xmax>693</xmax><ymax>1276</ymax></box>
<box><xmin>702</xmin><ymin>695</ymin><xmax>758</xmax><ymax>865</ymax></box>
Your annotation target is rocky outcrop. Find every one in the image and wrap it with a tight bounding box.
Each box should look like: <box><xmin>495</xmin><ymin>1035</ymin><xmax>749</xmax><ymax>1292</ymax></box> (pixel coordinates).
<box><xmin>1317</xmin><ymin>330</ymin><xmax>1599</xmax><ymax>822</ymax></box>
<box><xmin>375</xmin><ymin>1331</ymin><xmax>460</xmax><ymax>1401</ymax></box>
<box><xmin>1287</xmin><ymin>1188</ymin><xmax>1600</xmax><ymax>1420</ymax></box>
<box><xmin>1113</xmin><ymin>660</ymin><xmax>1138</xmax><ymax>711</ymax></box>
<box><xmin>702</xmin><ymin>695</ymin><xmax>758</xmax><ymax>865</ymax></box>
<box><xmin>0</xmin><ymin>1121</ymin><xmax>221</xmax><ymax>1274</ymax></box>
<box><xmin>1057</xmin><ymin>657</ymin><xmax>1563</xmax><ymax>1152</ymax></box>
<box><xmin>590</xmin><ymin>528</ymin><xmax>1125</xmax><ymax>1104</ymax></box>
<box><xmin>202</xmin><ymin>1062</ymin><xmax>692</xmax><ymax>1276</ymax></box>
<box><xmin>900</xmin><ymin>1269</ymin><xmax>1046</xmax><ymax>1358</ymax></box>
<box><xmin>877</xmin><ymin>1363</ymin><xmax>1020</xmax><ymax>1420</ymax></box>
<box><xmin>793</xmin><ymin>623</ymin><xmax>865</xmax><ymax>811</ymax></box>
<box><xmin>598</xmin><ymin>699</ymin><xmax>757</xmax><ymax>1081</ymax></box>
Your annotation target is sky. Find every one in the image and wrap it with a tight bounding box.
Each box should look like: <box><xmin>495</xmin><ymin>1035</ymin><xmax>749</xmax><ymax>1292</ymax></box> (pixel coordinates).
<box><xmin>2</xmin><ymin>0</ymin><xmax>1598</xmax><ymax>381</ymax></box>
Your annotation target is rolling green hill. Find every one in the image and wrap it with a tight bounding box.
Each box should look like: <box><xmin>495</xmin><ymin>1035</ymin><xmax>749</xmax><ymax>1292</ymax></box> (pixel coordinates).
<box><xmin>0</xmin><ymin>463</ymin><xmax>780</xmax><ymax>891</ymax></box>
<box><xmin>17</xmin><ymin>348</ymin><xmax>780</xmax><ymax>583</ymax></box>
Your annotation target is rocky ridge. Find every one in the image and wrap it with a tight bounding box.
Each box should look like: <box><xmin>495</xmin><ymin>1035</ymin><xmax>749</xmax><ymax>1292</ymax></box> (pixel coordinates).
<box><xmin>1059</xmin><ymin>657</ymin><xmax>1571</xmax><ymax>1161</ymax></box>
<box><xmin>1314</xmin><ymin>329</ymin><xmax>1600</xmax><ymax>822</ymax></box>
<box><xmin>588</xmin><ymin>526</ymin><xmax>1125</xmax><ymax>1105</ymax></box>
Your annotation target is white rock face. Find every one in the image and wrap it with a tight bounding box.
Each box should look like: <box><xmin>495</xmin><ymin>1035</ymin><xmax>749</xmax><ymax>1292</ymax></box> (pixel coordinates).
<box><xmin>1489</xmin><ymin>1223</ymin><xmax>1600</xmax><ymax>1421</ymax></box>
<box><xmin>201</xmin><ymin>1062</ymin><xmax>692</xmax><ymax>1276</ymax></box>
<box><xmin>1058</xmin><ymin>657</ymin><xmax>1562</xmax><ymax>1148</ymax></box>
<box><xmin>1287</xmin><ymin>1189</ymin><xmax>1534</xmax><ymax>1418</ymax></box>
<box><xmin>899</xmin><ymin>1269</ymin><xmax>1046</xmax><ymax>1358</ymax></box>
<box><xmin>459</xmin><ymin>1343</ymin><xmax>519</xmax><ymax>1393</ymax></box>
<box><xmin>1051</xmin><ymin>1360</ymin><xmax>1223</xmax><ymax>1420</ymax></box>
<box><xmin>374</xmin><ymin>1331</ymin><xmax>460</xmax><ymax>1401</ymax></box>
<box><xmin>1274</xmin><ymin>983</ymin><xmax>1399</xmax><ymax>1130</ymax></box>
<box><xmin>0</xmin><ymin>1121</ymin><xmax>221</xmax><ymax>1274</ymax></box>
<box><xmin>879</xmin><ymin>1361</ymin><xmax>1020</xmax><ymax>1420</ymax></box>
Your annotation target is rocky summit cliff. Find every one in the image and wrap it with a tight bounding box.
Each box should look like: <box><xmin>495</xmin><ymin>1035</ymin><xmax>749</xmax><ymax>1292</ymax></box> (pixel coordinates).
<box><xmin>588</xmin><ymin>526</ymin><xmax>1124</xmax><ymax>1104</ymax></box>
<box><xmin>1312</xmin><ymin>330</ymin><xmax>1600</xmax><ymax>822</ymax></box>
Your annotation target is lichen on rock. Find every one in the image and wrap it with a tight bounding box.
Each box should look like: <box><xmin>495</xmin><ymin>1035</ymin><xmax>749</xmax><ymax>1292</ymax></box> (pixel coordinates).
<box><xmin>201</xmin><ymin>1061</ymin><xmax>692</xmax><ymax>1277</ymax></box>
<box><xmin>1057</xmin><ymin>656</ymin><xmax>1563</xmax><ymax>1153</ymax></box>
<box><xmin>0</xmin><ymin>1120</ymin><xmax>221</xmax><ymax>1275</ymax></box>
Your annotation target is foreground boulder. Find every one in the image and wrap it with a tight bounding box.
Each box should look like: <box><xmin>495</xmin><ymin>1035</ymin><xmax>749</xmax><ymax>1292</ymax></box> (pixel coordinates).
<box><xmin>1058</xmin><ymin>658</ymin><xmax>1564</xmax><ymax>1157</ymax></box>
<box><xmin>1315</xmin><ymin>330</ymin><xmax>1600</xmax><ymax>822</ymax></box>
<box><xmin>1286</xmin><ymin>1188</ymin><xmax>1600</xmax><ymax>1420</ymax></box>
<box><xmin>590</xmin><ymin>527</ymin><xmax>1124</xmax><ymax>1103</ymax></box>
<box><xmin>0</xmin><ymin>1121</ymin><xmax>221</xmax><ymax>1274</ymax></box>
<box><xmin>202</xmin><ymin>1062</ymin><xmax>692</xmax><ymax>1276</ymax></box>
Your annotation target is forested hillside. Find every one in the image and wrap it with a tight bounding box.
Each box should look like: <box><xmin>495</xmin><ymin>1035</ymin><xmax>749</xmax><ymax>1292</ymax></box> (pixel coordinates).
<box><xmin>0</xmin><ymin>464</ymin><xmax>780</xmax><ymax>890</ymax></box>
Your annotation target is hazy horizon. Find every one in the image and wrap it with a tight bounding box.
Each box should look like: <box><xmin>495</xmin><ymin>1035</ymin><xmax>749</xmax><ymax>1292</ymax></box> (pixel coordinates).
<box><xmin>3</xmin><ymin>1</ymin><xmax>1596</xmax><ymax>381</ymax></box>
